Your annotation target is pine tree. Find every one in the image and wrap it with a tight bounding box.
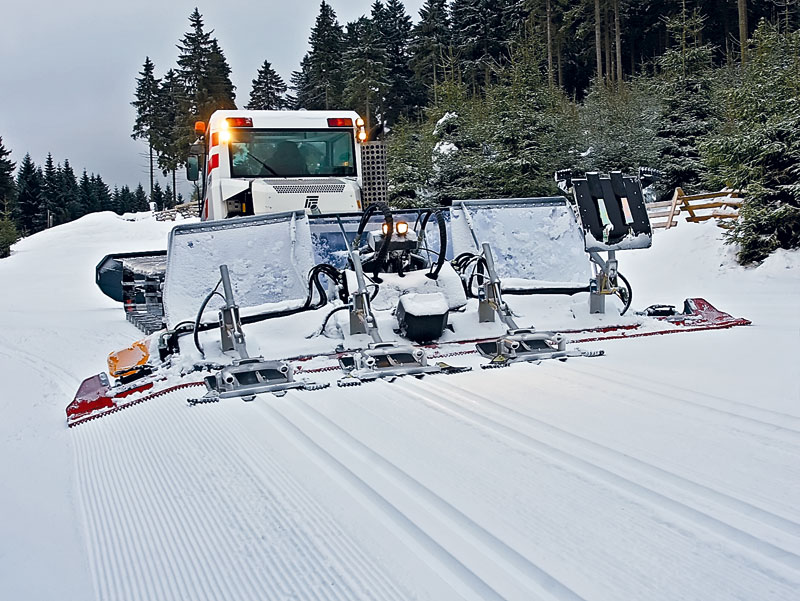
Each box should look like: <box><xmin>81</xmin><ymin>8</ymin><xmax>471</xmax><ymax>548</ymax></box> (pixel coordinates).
<box><xmin>654</xmin><ymin>6</ymin><xmax>715</xmax><ymax>193</ymax></box>
<box><xmin>342</xmin><ymin>17</ymin><xmax>389</xmax><ymax>129</ymax></box>
<box><xmin>0</xmin><ymin>216</ymin><xmax>17</xmax><ymax>258</ymax></box>
<box><xmin>41</xmin><ymin>153</ymin><xmax>60</xmax><ymax>226</ymax></box>
<box><xmin>132</xmin><ymin>57</ymin><xmax>161</xmax><ymax>198</ymax></box>
<box><xmin>133</xmin><ymin>183</ymin><xmax>150</xmax><ymax>212</ymax></box>
<box><xmin>14</xmin><ymin>154</ymin><xmax>47</xmax><ymax>234</ymax></box>
<box><xmin>450</xmin><ymin>0</ymin><xmax>517</xmax><ymax>92</ymax></box>
<box><xmin>305</xmin><ymin>1</ymin><xmax>345</xmax><ymax>109</ymax></box>
<box><xmin>79</xmin><ymin>170</ymin><xmax>100</xmax><ymax>214</ymax></box>
<box><xmin>151</xmin><ymin>181</ymin><xmax>165</xmax><ymax>211</ymax></box>
<box><xmin>703</xmin><ymin>22</ymin><xmax>800</xmax><ymax>263</ymax></box>
<box><xmin>0</xmin><ymin>137</ymin><xmax>15</xmax><ymax>219</ymax></box>
<box><xmin>381</xmin><ymin>0</ymin><xmax>418</xmax><ymax>123</ymax></box>
<box><xmin>246</xmin><ymin>60</ymin><xmax>288</xmax><ymax>110</ymax></box>
<box><xmin>201</xmin><ymin>38</ymin><xmax>237</xmax><ymax>121</ymax></box>
<box><xmin>154</xmin><ymin>69</ymin><xmax>187</xmax><ymax>205</ymax></box>
<box><xmin>177</xmin><ymin>8</ymin><xmax>213</xmax><ymax>112</ymax></box>
<box><xmin>111</xmin><ymin>186</ymin><xmax>121</xmax><ymax>214</ymax></box>
<box><xmin>164</xmin><ymin>183</ymin><xmax>175</xmax><ymax>209</ymax></box>
<box><xmin>578</xmin><ymin>80</ymin><xmax>661</xmax><ymax>174</ymax></box>
<box><xmin>60</xmin><ymin>160</ymin><xmax>83</xmax><ymax>221</ymax></box>
<box><xmin>176</xmin><ymin>9</ymin><xmax>237</xmax><ymax>154</ymax></box>
<box><xmin>409</xmin><ymin>0</ymin><xmax>451</xmax><ymax>105</ymax></box>
<box><xmin>119</xmin><ymin>185</ymin><xmax>135</xmax><ymax>214</ymax></box>
<box><xmin>289</xmin><ymin>55</ymin><xmax>313</xmax><ymax>109</ymax></box>
<box><xmin>91</xmin><ymin>174</ymin><xmax>112</xmax><ymax>212</ymax></box>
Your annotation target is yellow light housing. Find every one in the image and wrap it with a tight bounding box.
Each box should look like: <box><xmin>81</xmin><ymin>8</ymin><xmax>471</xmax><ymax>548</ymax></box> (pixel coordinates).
<box><xmin>381</xmin><ymin>222</ymin><xmax>390</xmax><ymax>236</ymax></box>
<box><xmin>219</xmin><ymin>129</ymin><xmax>231</xmax><ymax>143</ymax></box>
<box><xmin>356</xmin><ymin>117</ymin><xmax>365</xmax><ymax>127</ymax></box>
<box><xmin>395</xmin><ymin>221</ymin><xmax>409</xmax><ymax>236</ymax></box>
<box><xmin>358</xmin><ymin>128</ymin><xmax>367</xmax><ymax>142</ymax></box>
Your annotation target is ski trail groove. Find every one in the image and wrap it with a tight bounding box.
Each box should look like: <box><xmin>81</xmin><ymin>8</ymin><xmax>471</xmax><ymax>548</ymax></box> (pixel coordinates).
<box><xmin>425</xmin><ymin>375</ymin><xmax>800</xmax><ymax>531</ymax></box>
<box><xmin>74</xmin><ymin>390</ymin><xmax>413</xmax><ymax>601</ymax></box>
<box><xmin>256</xmin><ymin>398</ymin><xmax>507</xmax><ymax>601</ymax></box>
<box><xmin>210</xmin><ymin>407</ymin><xmax>410</xmax><ymax>601</ymax></box>
<box><xmin>564</xmin><ymin>362</ymin><xmax>800</xmax><ymax>433</ymax></box>
<box><xmin>407</xmin><ymin>377</ymin><xmax>800</xmax><ymax>576</ymax></box>
<box><xmin>270</xmin><ymin>393</ymin><xmax>589</xmax><ymax>601</ymax></box>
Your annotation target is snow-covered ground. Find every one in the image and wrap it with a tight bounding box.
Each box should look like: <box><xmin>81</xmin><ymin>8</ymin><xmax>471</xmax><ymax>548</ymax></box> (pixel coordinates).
<box><xmin>1</xmin><ymin>211</ymin><xmax>798</xmax><ymax>600</ymax></box>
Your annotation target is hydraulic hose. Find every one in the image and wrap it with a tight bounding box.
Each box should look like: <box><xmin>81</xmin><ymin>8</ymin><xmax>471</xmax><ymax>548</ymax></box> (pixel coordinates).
<box><xmin>617</xmin><ymin>271</ymin><xmax>633</xmax><ymax>316</ymax></box>
<box><xmin>352</xmin><ymin>202</ymin><xmax>393</xmax><ymax>282</ymax></box>
<box><xmin>419</xmin><ymin>209</ymin><xmax>448</xmax><ymax>280</ymax></box>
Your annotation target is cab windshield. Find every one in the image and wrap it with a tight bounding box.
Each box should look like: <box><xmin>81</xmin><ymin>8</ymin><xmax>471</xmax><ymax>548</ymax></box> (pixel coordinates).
<box><xmin>228</xmin><ymin>129</ymin><xmax>357</xmax><ymax>178</ymax></box>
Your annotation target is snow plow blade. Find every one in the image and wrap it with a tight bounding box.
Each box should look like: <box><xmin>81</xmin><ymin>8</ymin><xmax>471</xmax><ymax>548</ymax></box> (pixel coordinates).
<box><xmin>162</xmin><ymin>210</ymin><xmax>317</xmax><ymax>328</ymax></box>
<box><xmin>66</xmin><ymin>373</ymin><xmax>158</xmax><ymax>427</ymax></box>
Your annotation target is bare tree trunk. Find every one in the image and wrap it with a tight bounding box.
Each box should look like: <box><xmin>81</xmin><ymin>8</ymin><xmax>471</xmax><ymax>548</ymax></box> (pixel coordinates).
<box><xmin>547</xmin><ymin>0</ymin><xmax>554</xmax><ymax>87</ymax></box>
<box><xmin>738</xmin><ymin>0</ymin><xmax>748</xmax><ymax>64</ymax></box>
<box><xmin>557</xmin><ymin>37</ymin><xmax>564</xmax><ymax>89</ymax></box>
<box><xmin>614</xmin><ymin>0</ymin><xmax>622</xmax><ymax>83</ymax></box>
<box><xmin>433</xmin><ymin>58</ymin><xmax>438</xmax><ymax>105</ymax></box>
<box><xmin>595</xmin><ymin>0</ymin><xmax>603</xmax><ymax>81</ymax></box>
<box><xmin>605</xmin><ymin>3</ymin><xmax>612</xmax><ymax>84</ymax></box>
<box><xmin>148</xmin><ymin>144</ymin><xmax>154</xmax><ymax>200</ymax></box>
<box><xmin>172</xmin><ymin>169</ymin><xmax>176</xmax><ymax>206</ymax></box>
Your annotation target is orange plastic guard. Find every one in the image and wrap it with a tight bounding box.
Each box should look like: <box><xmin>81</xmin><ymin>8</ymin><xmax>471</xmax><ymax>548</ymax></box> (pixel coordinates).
<box><xmin>107</xmin><ymin>340</ymin><xmax>150</xmax><ymax>378</ymax></box>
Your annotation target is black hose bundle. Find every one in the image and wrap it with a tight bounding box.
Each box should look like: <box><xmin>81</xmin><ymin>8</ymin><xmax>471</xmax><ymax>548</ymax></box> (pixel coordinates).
<box><xmin>418</xmin><ymin>209</ymin><xmax>448</xmax><ymax>280</ymax></box>
<box><xmin>451</xmin><ymin>252</ymin><xmax>489</xmax><ymax>298</ymax></box>
<box><xmin>352</xmin><ymin>202</ymin><xmax>393</xmax><ymax>282</ymax></box>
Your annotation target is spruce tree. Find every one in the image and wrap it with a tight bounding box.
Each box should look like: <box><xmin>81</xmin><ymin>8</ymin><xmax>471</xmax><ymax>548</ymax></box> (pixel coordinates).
<box><xmin>0</xmin><ymin>137</ymin><xmax>15</xmax><ymax>219</ymax></box>
<box><xmin>703</xmin><ymin>22</ymin><xmax>800</xmax><ymax>263</ymax></box>
<box><xmin>41</xmin><ymin>153</ymin><xmax>60</xmax><ymax>226</ymax></box>
<box><xmin>177</xmin><ymin>8</ymin><xmax>213</xmax><ymax>111</ymax></box>
<box><xmin>154</xmin><ymin>69</ymin><xmax>187</xmax><ymax>205</ymax></box>
<box><xmin>246</xmin><ymin>60</ymin><xmax>288</xmax><ymax>110</ymax></box>
<box><xmin>382</xmin><ymin>0</ymin><xmax>418</xmax><ymax>123</ymax></box>
<box><xmin>201</xmin><ymin>38</ymin><xmax>237</xmax><ymax>121</ymax></box>
<box><xmin>91</xmin><ymin>174</ymin><xmax>112</xmax><ymax>212</ymax></box>
<box><xmin>132</xmin><ymin>57</ymin><xmax>161</xmax><ymax>198</ymax></box>
<box><xmin>164</xmin><ymin>184</ymin><xmax>175</xmax><ymax>209</ymax></box>
<box><xmin>79</xmin><ymin>170</ymin><xmax>100</xmax><ymax>214</ymax></box>
<box><xmin>15</xmin><ymin>154</ymin><xmax>47</xmax><ymax>234</ymax></box>
<box><xmin>0</xmin><ymin>216</ymin><xmax>17</xmax><ymax>258</ymax></box>
<box><xmin>342</xmin><ymin>17</ymin><xmax>388</xmax><ymax>129</ymax></box>
<box><xmin>409</xmin><ymin>0</ymin><xmax>451</xmax><ymax>105</ymax></box>
<box><xmin>60</xmin><ymin>160</ymin><xmax>83</xmax><ymax>221</ymax></box>
<box><xmin>111</xmin><ymin>186</ymin><xmax>121</xmax><ymax>214</ymax></box>
<box><xmin>151</xmin><ymin>181</ymin><xmax>165</xmax><ymax>211</ymax></box>
<box><xmin>176</xmin><ymin>9</ymin><xmax>237</xmax><ymax>154</ymax></box>
<box><xmin>119</xmin><ymin>185</ymin><xmax>135</xmax><ymax>214</ymax></box>
<box><xmin>133</xmin><ymin>183</ymin><xmax>150</xmax><ymax>212</ymax></box>
<box><xmin>306</xmin><ymin>1</ymin><xmax>345</xmax><ymax>109</ymax></box>
<box><xmin>654</xmin><ymin>7</ymin><xmax>715</xmax><ymax>194</ymax></box>
<box><xmin>289</xmin><ymin>55</ymin><xmax>313</xmax><ymax>109</ymax></box>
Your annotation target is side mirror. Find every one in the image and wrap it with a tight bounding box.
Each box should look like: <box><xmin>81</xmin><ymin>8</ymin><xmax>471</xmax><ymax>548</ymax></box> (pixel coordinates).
<box><xmin>186</xmin><ymin>155</ymin><xmax>200</xmax><ymax>182</ymax></box>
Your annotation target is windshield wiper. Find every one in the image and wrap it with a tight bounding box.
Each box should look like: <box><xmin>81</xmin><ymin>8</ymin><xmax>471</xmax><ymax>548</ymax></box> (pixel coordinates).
<box><xmin>242</xmin><ymin>148</ymin><xmax>279</xmax><ymax>177</ymax></box>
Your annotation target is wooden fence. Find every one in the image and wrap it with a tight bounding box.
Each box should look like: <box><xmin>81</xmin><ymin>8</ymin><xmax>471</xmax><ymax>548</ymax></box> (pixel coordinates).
<box><xmin>647</xmin><ymin>187</ymin><xmax>742</xmax><ymax>230</ymax></box>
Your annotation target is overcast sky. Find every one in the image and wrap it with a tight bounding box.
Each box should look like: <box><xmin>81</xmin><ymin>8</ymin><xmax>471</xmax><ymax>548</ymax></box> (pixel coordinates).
<box><xmin>0</xmin><ymin>0</ymin><xmax>425</xmax><ymax>193</ymax></box>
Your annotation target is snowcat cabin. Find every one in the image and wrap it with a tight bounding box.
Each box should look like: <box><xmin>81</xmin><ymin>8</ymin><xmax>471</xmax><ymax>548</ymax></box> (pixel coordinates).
<box><xmin>191</xmin><ymin>110</ymin><xmax>367</xmax><ymax>221</ymax></box>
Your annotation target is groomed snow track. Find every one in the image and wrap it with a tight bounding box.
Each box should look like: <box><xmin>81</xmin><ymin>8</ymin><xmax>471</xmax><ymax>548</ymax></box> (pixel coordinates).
<box><xmin>73</xmin><ymin>360</ymin><xmax>800</xmax><ymax>601</ymax></box>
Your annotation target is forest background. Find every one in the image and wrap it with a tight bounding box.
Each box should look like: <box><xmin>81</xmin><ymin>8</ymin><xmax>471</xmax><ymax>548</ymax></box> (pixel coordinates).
<box><xmin>1</xmin><ymin>0</ymin><xmax>798</xmax><ymax>264</ymax></box>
